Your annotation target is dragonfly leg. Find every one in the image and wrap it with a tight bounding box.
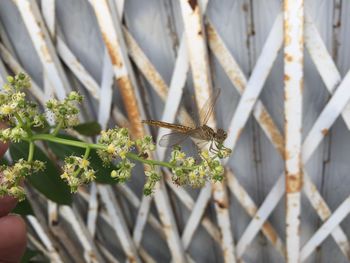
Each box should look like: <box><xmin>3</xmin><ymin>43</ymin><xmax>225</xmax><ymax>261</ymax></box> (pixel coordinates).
<box><xmin>209</xmin><ymin>141</ymin><xmax>220</xmax><ymax>154</ymax></box>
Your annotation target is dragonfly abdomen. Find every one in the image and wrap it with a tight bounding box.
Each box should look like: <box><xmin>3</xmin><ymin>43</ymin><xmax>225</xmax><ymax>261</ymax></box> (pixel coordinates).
<box><xmin>142</xmin><ymin>120</ymin><xmax>193</xmax><ymax>133</ymax></box>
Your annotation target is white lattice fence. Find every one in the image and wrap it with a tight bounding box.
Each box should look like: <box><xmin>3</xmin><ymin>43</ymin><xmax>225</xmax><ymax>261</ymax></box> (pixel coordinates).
<box><xmin>1</xmin><ymin>0</ymin><xmax>350</xmax><ymax>262</ymax></box>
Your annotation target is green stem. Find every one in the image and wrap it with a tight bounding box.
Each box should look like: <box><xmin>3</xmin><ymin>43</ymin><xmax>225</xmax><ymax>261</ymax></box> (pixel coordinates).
<box><xmin>30</xmin><ymin>134</ymin><xmax>104</xmax><ymax>150</ymax></box>
<box><xmin>52</xmin><ymin>120</ymin><xmax>63</xmax><ymax>136</ymax></box>
<box><xmin>73</xmin><ymin>147</ymin><xmax>91</xmax><ymax>177</ymax></box>
<box><xmin>28</xmin><ymin>133</ymin><xmax>197</xmax><ymax>171</ymax></box>
<box><xmin>14</xmin><ymin>112</ymin><xmax>32</xmax><ymax>136</ymax></box>
<box><xmin>14</xmin><ymin>112</ymin><xmax>24</xmax><ymax>127</ymax></box>
<box><xmin>28</xmin><ymin>141</ymin><xmax>34</xmax><ymax>162</ymax></box>
<box><xmin>126</xmin><ymin>152</ymin><xmax>174</xmax><ymax>169</ymax></box>
<box><xmin>84</xmin><ymin>147</ymin><xmax>91</xmax><ymax>159</ymax></box>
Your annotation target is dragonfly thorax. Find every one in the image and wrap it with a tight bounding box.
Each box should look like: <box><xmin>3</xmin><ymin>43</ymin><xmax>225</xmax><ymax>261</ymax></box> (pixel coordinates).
<box><xmin>200</xmin><ymin>125</ymin><xmax>216</xmax><ymax>141</ymax></box>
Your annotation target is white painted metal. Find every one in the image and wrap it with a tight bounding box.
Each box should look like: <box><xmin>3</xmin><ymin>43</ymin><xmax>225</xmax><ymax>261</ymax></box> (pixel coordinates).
<box><xmin>284</xmin><ymin>1</ymin><xmax>304</xmax><ymax>262</ymax></box>
<box><xmin>224</xmin><ymin>13</ymin><xmax>283</xmax><ymax>151</ymax></box>
<box><xmin>179</xmin><ymin>0</ymin><xmax>235</xmax><ymax>261</ymax></box>
<box><xmin>59</xmin><ymin>206</ymin><xmax>103</xmax><ymax>263</ymax></box>
<box><xmin>27</xmin><ymin>215</ymin><xmax>64</xmax><ymax>263</ymax></box>
<box><xmin>300</xmin><ymin>196</ymin><xmax>350</xmax><ymax>262</ymax></box>
<box><xmin>13</xmin><ymin>0</ymin><xmax>70</xmax><ymax>100</ymax></box>
<box><xmin>98</xmin><ymin>185</ymin><xmax>142</xmax><ymax>263</ymax></box>
<box><xmin>0</xmin><ymin>43</ymin><xmax>46</xmax><ymax>104</ymax></box>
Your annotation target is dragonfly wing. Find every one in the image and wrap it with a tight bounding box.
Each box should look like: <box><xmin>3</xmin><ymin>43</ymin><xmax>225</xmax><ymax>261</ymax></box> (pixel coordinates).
<box><xmin>158</xmin><ymin>132</ymin><xmax>190</xmax><ymax>147</ymax></box>
<box><xmin>198</xmin><ymin>88</ymin><xmax>221</xmax><ymax>125</ymax></box>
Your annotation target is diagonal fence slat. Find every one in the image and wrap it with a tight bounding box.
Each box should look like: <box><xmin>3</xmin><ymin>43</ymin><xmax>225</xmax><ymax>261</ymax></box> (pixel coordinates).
<box><xmin>98</xmin><ymin>186</ymin><xmax>142</xmax><ymax>263</ymax></box>
<box><xmin>224</xmin><ymin>13</ymin><xmax>283</xmax><ymax>152</ymax></box>
<box><xmin>216</xmin><ymin>10</ymin><xmax>350</xmax><ymax>260</ymax></box>
<box><xmin>207</xmin><ymin>20</ymin><xmax>286</xmax><ymax>256</ymax></box>
<box><xmin>305</xmin><ymin>14</ymin><xmax>350</xmax><ymax>130</ymax></box>
<box><xmin>59</xmin><ymin>206</ymin><xmax>104</xmax><ymax>263</ymax></box>
<box><xmin>26</xmin><ymin>215</ymin><xmax>64</xmax><ymax>263</ymax></box>
<box><xmin>300</xmin><ymin>196</ymin><xmax>350</xmax><ymax>261</ymax></box>
<box><xmin>14</xmin><ymin>0</ymin><xmax>70</xmax><ymax>100</ymax></box>
<box><xmin>236</xmin><ymin>69</ymin><xmax>350</xmax><ymax>260</ymax></box>
<box><xmin>0</xmin><ymin>43</ymin><xmax>45</xmax><ymax>104</ymax></box>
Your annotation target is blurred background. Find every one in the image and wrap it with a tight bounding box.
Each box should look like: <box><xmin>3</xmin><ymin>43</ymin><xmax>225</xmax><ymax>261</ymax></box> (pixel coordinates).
<box><xmin>1</xmin><ymin>0</ymin><xmax>350</xmax><ymax>262</ymax></box>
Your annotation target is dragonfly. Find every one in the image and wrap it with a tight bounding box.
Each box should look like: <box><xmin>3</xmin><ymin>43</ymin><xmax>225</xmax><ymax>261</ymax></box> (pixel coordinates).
<box><xmin>142</xmin><ymin>89</ymin><xmax>228</xmax><ymax>154</ymax></box>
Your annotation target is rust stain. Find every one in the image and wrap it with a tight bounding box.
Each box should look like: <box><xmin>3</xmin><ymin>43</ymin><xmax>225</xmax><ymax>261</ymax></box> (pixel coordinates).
<box><xmin>215</xmin><ymin>198</ymin><xmax>228</xmax><ymax>209</ymax></box>
<box><xmin>284</xmin><ymin>74</ymin><xmax>290</xmax><ymax>82</ymax></box>
<box><xmin>206</xmin><ymin>24</ymin><xmax>246</xmax><ymax>93</ymax></box>
<box><xmin>308</xmin><ymin>183</ymin><xmax>331</xmax><ymax>217</ymax></box>
<box><xmin>116</xmin><ymin>76</ymin><xmax>144</xmax><ymax>139</ymax></box>
<box><xmin>284</xmin><ymin>34</ymin><xmax>291</xmax><ymax>46</ymax></box>
<box><xmin>236</xmin><ymin>127</ymin><xmax>244</xmax><ymax>142</ymax></box>
<box><xmin>262</xmin><ymin>222</ymin><xmax>277</xmax><ymax>244</ymax></box>
<box><xmin>141</xmin><ymin>62</ymin><xmax>167</xmax><ymax>99</ymax></box>
<box><xmin>286</xmin><ymin>173</ymin><xmax>303</xmax><ymax>193</ymax></box>
<box><xmin>259</xmin><ymin>109</ymin><xmax>284</xmax><ymax>157</ymax></box>
<box><xmin>284</xmin><ymin>19</ymin><xmax>291</xmax><ymax>46</ymax></box>
<box><xmin>300</xmin><ymin>78</ymin><xmax>304</xmax><ymax>93</ymax></box>
<box><xmin>321</xmin><ymin>128</ymin><xmax>329</xmax><ymax>136</ymax></box>
<box><xmin>188</xmin><ymin>0</ymin><xmax>198</xmax><ymax>11</ymax></box>
<box><xmin>127</xmin><ymin>255</ymin><xmax>137</xmax><ymax>263</ymax></box>
<box><xmin>284</xmin><ymin>54</ymin><xmax>293</xmax><ymax>62</ymax></box>
<box><xmin>314</xmin><ymin>199</ymin><xmax>330</xmax><ymax>218</ymax></box>
<box><xmin>40</xmin><ymin>44</ymin><xmax>52</xmax><ymax>63</ymax></box>
<box><xmin>101</xmin><ymin>31</ymin><xmax>123</xmax><ymax>68</ymax></box>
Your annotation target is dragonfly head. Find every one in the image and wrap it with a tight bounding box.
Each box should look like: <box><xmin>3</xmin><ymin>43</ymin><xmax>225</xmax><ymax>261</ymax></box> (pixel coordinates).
<box><xmin>215</xmin><ymin>128</ymin><xmax>227</xmax><ymax>144</ymax></box>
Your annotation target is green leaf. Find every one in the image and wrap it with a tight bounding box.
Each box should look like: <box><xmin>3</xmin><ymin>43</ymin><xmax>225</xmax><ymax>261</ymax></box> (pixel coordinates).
<box><xmin>20</xmin><ymin>248</ymin><xmax>48</xmax><ymax>263</ymax></box>
<box><xmin>10</xmin><ymin>142</ymin><xmax>72</xmax><ymax>205</ymax></box>
<box><xmin>46</xmin><ymin>135</ymin><xmax>116</xmax><ymax>184</ymax></box>
<box><xmin>73</xmin><ymin>121</ymin><xmax>101</xmax><ymax>136</ymax></box>
<box><xmin>0</xmin><ymin>157</ymin><xmax>8</xmax><ymax>165</ymax></box>
<box><xmin>13</xmin><ymin>199</ymin><xmax>34</xmax><ymax>216</ymax></box>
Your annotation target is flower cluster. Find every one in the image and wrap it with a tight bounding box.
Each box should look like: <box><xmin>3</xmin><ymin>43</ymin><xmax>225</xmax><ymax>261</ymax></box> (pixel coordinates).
<box><xmin>46</xmin><ymin>91</ymin><xmax>83</xmax><ymax>129</ymax></box>
<box><xmin>0</xmin><ymin>127</ymin><xmax>28</xmax><ymax>143</ymax></box>
<box><xmin>0</xmin><ymin>159</ymin><xmax>45</xmax><ymax>200</ymax></box>
<box><xmin>97</xmin><ymin>128</ymin><xmax>135</xmax><ymax>163</ymax></box>
<box><xmin>169</xmin><ymin>146</ymin><xmax>227</xmax><ymax>188</ymax></box>
<box><xmin>136</xmin><ymin>135</ymin><xmax>156</xmax><ymax>155</ymax></box>
<box><xmin>143</xmin><ymin>167</ymin><xmax>161</xmax><ymax>195</ymax></box>
<box><xmin>60</xmin><ymin>155</ymin><xmax>96</xmax><ymax>192</ymax></box>
<box><xmin>110</xmin><ymin>159</ymin><xmax>135</xmax><ymax>183</ymax></box>
<box><xmin>0</xmin><ymin>74</ymin><xmax>233</xmax><ymax>201</ymax></box>
<box><xmin>0</xmin><ymin>73</ymin><xmax>45</xmax><ymax>141</ymax></box>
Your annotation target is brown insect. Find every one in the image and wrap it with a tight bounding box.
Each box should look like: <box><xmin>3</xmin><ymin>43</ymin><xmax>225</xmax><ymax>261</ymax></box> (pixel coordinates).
<box><xmin>142</xmin><ymin>89</ymin><xmax>227</xmax><ymax>153</ymax></box>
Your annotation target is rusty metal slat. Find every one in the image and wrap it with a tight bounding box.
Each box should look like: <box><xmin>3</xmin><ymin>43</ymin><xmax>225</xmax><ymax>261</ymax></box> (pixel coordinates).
<box><xmin>224</xmin><ymin>13</ymin><xmax>283</xmax><ymax>153</ymax></box>
<box><xmin>284</xmin><ymin>0</ymin><xmax>304</xmax><ymax>262</ymax></box>
<box><xmin>220</xmin><ymin>9</ymin><xmax>349</xmax><ymax>256</ymax></box>
<box><xmin>301</xmin><ymin>192</ymin><xmax>350</xmax><ymax>260</ymax></box>
<box><xmin>207</xmin><ymin>19</ymin><xmax>284</xmax><ymax>158</ymax></box>
<box><xmin>237</xmin><ymin>67</ymin><xmax>350</xmax><ymax>258</ymax></box>
<box><xmin>98</xmin><ymin>186</ymin><xmax>142</xmax><ymax>263</ymax></box>
<box><xmin>13</xmin><ymin>0</ymin><xmax>70</xmax><ymax>100</ymax></box>
<box><xmin>122</xmin><ymin>27</ymin><xmax>194</xmax><ymax>125</ymax></box>
<box><xmin>179</xmin><ymin>0</ymin><xmax>236</xmax><ymax>262</ymax></box>
<box><xmin>226</xmin><ymin>169</ymin><xmax>285</xmax><ymax>257</ymax></box>
<box><xmin>91</xmin><ymin>1</ymin><xmax>188</xmax><ymax>261</ymax></box>
<box><xmin>91</xmin><ymin>0</ymin><xmax>144</xmax><ymax>139</ymax></box>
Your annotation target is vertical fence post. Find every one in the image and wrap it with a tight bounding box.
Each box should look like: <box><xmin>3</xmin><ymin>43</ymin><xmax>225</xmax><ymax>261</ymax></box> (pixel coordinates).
<box><xmin>284</xmin><ymin>0</ymin><xmax>304</xmax><ymax>262</ymax></box>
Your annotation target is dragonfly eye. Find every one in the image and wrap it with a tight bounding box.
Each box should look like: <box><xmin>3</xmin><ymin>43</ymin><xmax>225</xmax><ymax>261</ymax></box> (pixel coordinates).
<box><xmin>216</xmin><ymin>129</ymin><xmax>227</xmax><ymax>142</ymax></box>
